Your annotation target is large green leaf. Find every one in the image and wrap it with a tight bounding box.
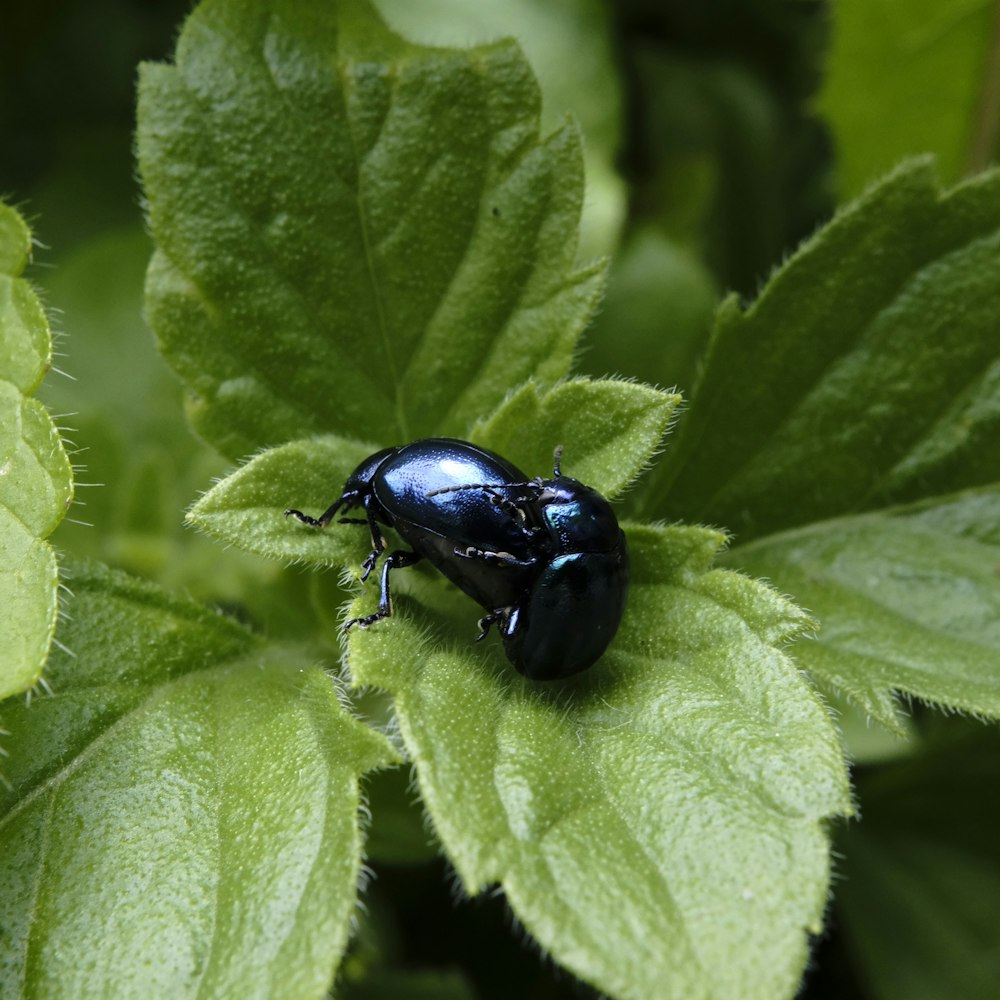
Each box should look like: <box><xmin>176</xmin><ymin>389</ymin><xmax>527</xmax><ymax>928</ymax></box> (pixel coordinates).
<box><xmin>820</xmin><ymin>0</ymin><xmax>998</xmax><ymax>199</ymax></box>
<box><xmin>730</xmin><ymin>486</ymin><xmax>1000</xmax><ymax>734</ymax></box>
<box><xmin>651</xmin><ymin>159</ymin><xmax>1000</xmax><ymax>731</ymax></box>
<box><xmin>0</xmin><ymin>560</ymin><xmax>396</xmax><ymax>999</ymax></box>
<box><xmin>652</xmin><ymin>160</ymin><xmax>1000</xmax><ymax>540</ymax></box>
<box><xmin>344</xmin><ymin>523</ymin><xmax>851</xmax><ymax>1000</ymax></box>
<box><xmin>0</xmin><ymin>202</ymin><xmax>74</xmax><ymax>700</ymax></box>
<box><xmin>138</xmin><ymin>0</ymin><xmax>604</xmax><ymax>461</ymax></box>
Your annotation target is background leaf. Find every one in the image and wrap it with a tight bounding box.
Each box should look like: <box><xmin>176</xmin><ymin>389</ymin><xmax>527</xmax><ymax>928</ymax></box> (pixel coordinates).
<box><xmin>730</xmin><ymin>486</ymin><xmax>1000</xmax><ymax>733</ymax></box>
<box><xmin>0</xmin><ymin>202</ymin><xmax>73</xmax><ymax>699</ymax></box>
<box><xmin>580</xmin><ymin>226</ymin><xmax>720</xmax><ymax>392</ymax></box>
<box><xmin>374</xmin><ymin>0</ymin><xmax>626</xmax><ymax>260</ymax></box>
<box><xmin>651</xmin><ymin>160</ymin><xmax>1000</xmax><ymax>539</ymax></box>
<box><xmin>0</xmin><ymin>560</ymin><xmax>397</xmax><ymax>999</ymax></box>
<box><xmin>137</xmin><ymin>0</ymin><xmax>604</xmax><ymax>461</ymax></box>
<box><xmin>615</xmin><ymin>4</ymin><xmax>833</xmax><ymax>298</ymax></box>
<box><xmin>819</xmin><ymin>0</ymin><xmax>1000</xmax><ymax>198</ymax></box>
<box><xmin>833</xmin><ymin>720</ymin><xmax>1000</xmax><ymax>1000</ymax></box>
<box><xmin>346</xmin><ymin>523</ymin><xmax>851</xmax><ymax>1000</ymax></box>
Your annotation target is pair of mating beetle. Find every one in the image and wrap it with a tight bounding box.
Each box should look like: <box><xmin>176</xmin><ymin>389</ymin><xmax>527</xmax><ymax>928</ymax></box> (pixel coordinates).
<box><xmin>286</xmin><ymin>438</ymin><xmax>628</xmax><ymax>680</ymax></box>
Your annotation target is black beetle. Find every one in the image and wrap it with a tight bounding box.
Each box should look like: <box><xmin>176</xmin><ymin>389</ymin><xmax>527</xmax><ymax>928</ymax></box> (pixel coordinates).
<box><xmin>286</xmin><ymin>438</ymin><xmax>628</xmax><ymax>680</ymax></box>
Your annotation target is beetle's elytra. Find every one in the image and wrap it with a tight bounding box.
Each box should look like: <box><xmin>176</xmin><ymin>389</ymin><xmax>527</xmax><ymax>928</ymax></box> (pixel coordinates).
<box><xmin>286</xmin><ymin>438</ymin><xmax>628</xmax><ymax>680</ymax></box>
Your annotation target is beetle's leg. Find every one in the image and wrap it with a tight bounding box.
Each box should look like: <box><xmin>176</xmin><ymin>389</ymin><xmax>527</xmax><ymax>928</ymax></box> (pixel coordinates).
<box><xmin>359</xmin><ymin>503</ymin><xmax>388</xmax><ymax>581</ymax></box>
<box><xmin>344</xmin><ymin>549</ymin><xmax>422</xmax><ymax>630</ymax></box>
<box><xmin>424</xmin><ymin>482</ymin><xmax>541</xmax><ymax>537</ymax></box>
<box><xmin>285</xmin><ymin>495</ymin><xmax>347</xmax><ymax>528</ymax></box>
<box><xmin>454</xmin><ymin>546</ymin><xmax>537</xmax><ymax>568</ymax></box>
<box><xmin>286</xmin><ymin>486</ymin><xmax>368</xmax><ymax>528</ymax></box>
<box><xmin>484</xmin><ymin>491</ymin><xmax>536</xmax><ymax>527</ymax></box>
<box><xmin>477</xmin><ymin>607</ymin><xmax>513</xmax><ymax>641</ymax></box>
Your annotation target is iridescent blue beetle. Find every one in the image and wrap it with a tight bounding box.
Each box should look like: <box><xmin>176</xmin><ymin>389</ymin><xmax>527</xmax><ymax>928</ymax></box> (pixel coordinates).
<box><xmin>286</xmin><ymin>438</ymin><xmax>628</xmax><ymax>680</ymax></box>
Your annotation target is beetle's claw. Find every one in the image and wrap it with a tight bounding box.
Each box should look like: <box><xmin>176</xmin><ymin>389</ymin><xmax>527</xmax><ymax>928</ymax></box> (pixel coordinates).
<box><xmin>285</xmin><ymin>508</ymin><xmax>323</xmax><ymax>527</ymax></box>
<box><xmin>360</xmin><ymin>553</ymin><xmax>379</xmax><ymax>581</ymax></box>
<box><xmin>342</xmin><ymin>613</ymin><xmax>382</xmax><ymax>632</ymax></box>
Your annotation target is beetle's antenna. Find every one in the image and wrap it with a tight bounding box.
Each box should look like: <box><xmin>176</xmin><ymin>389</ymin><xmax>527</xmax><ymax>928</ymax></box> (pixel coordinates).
<box><xmin>426</xmin><ymin>481</ymin><xmax>533</xmax><ymax>497</ymax></box>
<box><xmin>552</xmin><ymin>445</ymin><xmax>564</xmax><ymax>477</ymax></box>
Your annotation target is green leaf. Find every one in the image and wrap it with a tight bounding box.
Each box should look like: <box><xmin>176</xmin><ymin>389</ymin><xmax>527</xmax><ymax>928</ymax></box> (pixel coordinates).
<box><xmin>346</xmin><ymin>524</ymin><xmax>851</xmax><ymax>1000</ymax></box>
<box><xmin>580</xmin><ymin>225</ymin><xmax>719</xmax><ymax>392</ymax></box>
<box><xmin>644</xmin><ymin>158</ymin><xmax>1000</xmax><ymax>733</ymax></box>
<box><xmin>373</xmin><ymin>0</ymin><xmax>626</xmax><ymax>259</ymax></box>
<box><xmin>138</xmin><ymin>0</ymin><xmax>604</xmax><ymax>461</ymax></box>
<box><xmin>651</xmin><ymin>159</ymin><xmax>1000</xmax><ymax>541</ymax></box>
<box><xmin>728</xmin><ymin>486</ymin><xmax>1000</xmax><ymax>734</ymax></box>
<box><xmin>819</xmin><ymin>0</ymin><xmax>999</xmax><ymax>199</ymax></box>
<box><xmin>835</xmin><ymin>722</ymin><xmax>1000</xmax><ymax>1000</ymax></box>
<box><xmin>471</xmin><ymin>378</ymin><xmax>681</xmax><ymax>498</ymax></box>
<box><xmin>0</xmin><ymin>560</ymin><xmax>397</xmax><ymax>998</ymax></box>
<box><xmin>0</xmin><ymin>202</ymin><xmax>74</xmax><ymax>700</ymax></box>
<box><xmin>188</xmin><ymin>434</ymin><xmax>375</xmax><ymax>568</ymax></box>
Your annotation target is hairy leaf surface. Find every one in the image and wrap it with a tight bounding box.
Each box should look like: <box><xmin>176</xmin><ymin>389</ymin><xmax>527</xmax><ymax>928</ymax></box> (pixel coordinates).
<box><xmin>347</xmin><ymin>525</ymin><xmax>851</xmax><ymax>1000</ymax></box>
<box><xmin>0</xmin><ymin>561</ymin><xmax>396</xmax><ymax>999</ymax></box>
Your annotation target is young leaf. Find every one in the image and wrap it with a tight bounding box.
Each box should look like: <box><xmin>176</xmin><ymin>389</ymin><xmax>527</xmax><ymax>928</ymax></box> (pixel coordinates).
<box><xmin>138</xmin><ymin>0</ymin><xmax>604</xmax><ymax>461</ymax></box>
<box><xmin>346</xmin><ymin>524</ymin><xmax>851</xmax><ymax>1000</ymax></box>
<box><xmin>820</xmin><ymin>0</ymin><xmax>999</xmax><ymax>198</ymax></box>
<box><xmin>187</xmin><ymin>434</ymin><xmax>376</xmax><ymax>567</ymax></box>
<box><xmin>651</xmin><ymin>160</ymin><xmax>1000</xmax><ymax>541</ymax></box>
<box><xmin>0</xmin><ymin>202</ymin><xmax>74</xmax><ymax>699</ymax></box>
<box><xmin>0</xmin><ymin>560</ymin><xmax>397</xmax><ymax>999</ymax></box>
<box><xmin>729</xmin><ymin>485</ymin><xmax>1000</xmax><ymax>734</ymax></box>
<box><xmin>471</xmin><ymin>377</ymin><xmax>681</xmax><ymax>498</ymax></box>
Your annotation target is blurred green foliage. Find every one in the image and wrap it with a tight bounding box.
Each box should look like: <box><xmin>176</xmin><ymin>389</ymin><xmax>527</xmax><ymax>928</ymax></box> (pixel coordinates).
<box><xmin>2</xmin><ymin>1</ymin><xmax>999</xmax><ymax>998</ymax></box>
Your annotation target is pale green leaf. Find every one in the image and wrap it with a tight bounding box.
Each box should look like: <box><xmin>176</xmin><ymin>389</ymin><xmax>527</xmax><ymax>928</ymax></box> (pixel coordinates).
<box><xmin>0</xmin><ymin>203</ymin><xmax>73</xmax><ymax>699</ymax></box>
<box><xmin>187</xmin><ymin>435</ymin><xmax>375</xmax><ymax>568</ymax></box>
<box><xmin>345</xmin><ymin>524</ymin><xmax>851</xmax><ymax>1000</ymax></box>
<box><xmin>0</xmin><ymin>560</ymin><xmax>397</xmax><ymax>999</ymax></box>
<box><xmin>138</xmin><ymin>0</ymin><xmax>603</xmax><ymax>461</ymax></box>
<box><xmin>820</xmin><ymin>0</ymin><xmax>998</xmax><ymax>199</ymax></box>
<box><xmin>729</xmin><ymin>486</ymin><xmax>1000</xmax><ymax>734</ymax></box>
<box><xmin>471</xmin><ymin>377</ymin><xmax>681</xmax><ymax>498</ymax></box>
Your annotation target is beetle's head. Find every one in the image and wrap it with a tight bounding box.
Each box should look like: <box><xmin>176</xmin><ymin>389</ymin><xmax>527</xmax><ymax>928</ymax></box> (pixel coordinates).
<box><xmin>535</xmin><ymin>477</ymin><xmax>621</xmax><ymax>553</ymax></box>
